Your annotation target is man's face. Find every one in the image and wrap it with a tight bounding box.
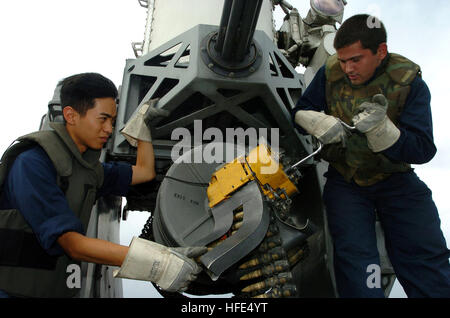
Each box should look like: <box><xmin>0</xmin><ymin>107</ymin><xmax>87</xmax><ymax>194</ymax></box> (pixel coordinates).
<box><xmin>67</xmin><ymin>97</ymin><xmax>117</xmax><ymax>153</ymax></box>
<box><xmin>336</xmin><ymin>41</ymin><xmax>387</xmax><ymax>85</ymax></box>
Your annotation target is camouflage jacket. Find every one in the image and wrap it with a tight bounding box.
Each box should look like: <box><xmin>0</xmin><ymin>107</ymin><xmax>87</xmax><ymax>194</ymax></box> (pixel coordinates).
<box><xmin>321</xmin><ymin>53</ymin><xmax>421</xmax><ymax>186</ymax></box>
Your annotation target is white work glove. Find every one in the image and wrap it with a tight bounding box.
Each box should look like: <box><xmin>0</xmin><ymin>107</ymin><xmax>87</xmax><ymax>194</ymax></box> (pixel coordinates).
<box><xmin>295</xmin><ymin>110</ymin><xmax>347</xmax><ymax>145</ymax></box>
<box><xmin>113</xmin><ymin>237</ymin><xmax>207</xmax><ymax>292</ymax></box>
<box><xmin>120</xmin><ymin>98</ymin><xmax>169</xmax><ymax>147</ymax></box>
<box><xmin>352</xmin><ymin>94</ymin><xmax>400</xmax><ymax>152</ymax></box>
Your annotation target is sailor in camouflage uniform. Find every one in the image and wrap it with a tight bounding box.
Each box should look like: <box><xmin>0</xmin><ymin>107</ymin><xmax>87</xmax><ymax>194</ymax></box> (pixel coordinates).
<box><xmin>292</xmin><ymin>14</ymin><xmax>450</xmax><ymax>297</ymax></box>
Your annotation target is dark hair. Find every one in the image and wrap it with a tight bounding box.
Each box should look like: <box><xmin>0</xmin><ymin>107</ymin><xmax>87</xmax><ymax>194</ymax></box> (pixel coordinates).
<box><xmin>60</xmin><ymin>72</ymin><xmax>118</xmax><ymax>116</ymax></box>
<box><xmin>334</xmin><ymin>14</ymin><xmax>387</xmax><ymax>54</ymax></box>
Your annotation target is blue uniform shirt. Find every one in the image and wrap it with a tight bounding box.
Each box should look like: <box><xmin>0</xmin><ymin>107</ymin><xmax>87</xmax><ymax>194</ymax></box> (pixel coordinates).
<box><xmin>291</xmin><ymin>65</ymin><xmax>437</xmax><ymax>165</ymax></box>
<box><xmin>0</xmin><ymin>145</ymin><xmax>132</xmax><ymax>256</ymax></box>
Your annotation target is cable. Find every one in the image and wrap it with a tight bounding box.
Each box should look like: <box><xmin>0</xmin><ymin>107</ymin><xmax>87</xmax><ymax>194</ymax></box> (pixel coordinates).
<box><xmin>163</xmin><ymin>175</ymin><xmax>209</xmax><ymax>187</ymax></box>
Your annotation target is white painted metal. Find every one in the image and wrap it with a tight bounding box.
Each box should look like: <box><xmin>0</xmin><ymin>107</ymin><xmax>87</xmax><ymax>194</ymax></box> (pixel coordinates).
<box><xmin>303</xmin><ymin>31</ymin><xmax>336</xmax><ymax>86</ymax></box>
<box><xmin>143</xmin><ymin>0</ymin><xmax>275</xmax><ymax>54</ymax></box>
<box><xmin>142</xmin><ymin>0</ymin><xmax>155</xmax><ymax>55</ymax></box>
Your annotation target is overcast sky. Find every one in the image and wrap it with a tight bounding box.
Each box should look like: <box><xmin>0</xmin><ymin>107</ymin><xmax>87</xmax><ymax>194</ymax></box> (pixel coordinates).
<box><xmin>0</xmin><ymin>0</ymin><xmax>448</xmax><ymax>299</ymax></box>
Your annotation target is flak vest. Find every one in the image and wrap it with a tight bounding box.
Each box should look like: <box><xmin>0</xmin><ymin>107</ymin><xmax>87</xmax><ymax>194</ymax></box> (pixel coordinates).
<box><xmin>322</xmin><ymin>53</ymin><xmax>421</xmax><ymax>186</ymax></box>
<box><xmin>0</xmin><ymin>122</ymin><xmax>104</xmax><ymax>297</ymax></box>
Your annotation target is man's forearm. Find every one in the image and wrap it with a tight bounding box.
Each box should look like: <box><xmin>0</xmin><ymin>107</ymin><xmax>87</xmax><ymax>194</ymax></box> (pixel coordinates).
<box><xmin>57</xmin><ymin>231</ymin><xmax>129</xmax><ymax>266</ymax></box>
<box><xmin>131</xmin><ymin>140</ymin><xmax>156</xmax><ymax>185</ymax></box>
<box><xmin>291</xmin><ymin>66</ymin><xmax>328</xmax><ymax>134</ymax></box>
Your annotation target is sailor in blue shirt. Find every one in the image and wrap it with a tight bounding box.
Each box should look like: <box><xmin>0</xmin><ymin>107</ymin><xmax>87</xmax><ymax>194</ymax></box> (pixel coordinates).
<box><xmin>292</xmin><ymin>14</ymin><xmax>450</xmax><ymax>297</ymax></box>
<box><xmin>0</xmin><ymin>72</ymin><xmax>206</xmax><ymax>298</ymax></box>
<box><xmin>0</xmin><ymin>146</ymin><xmax>132</xmax><ymax>257</ymax></box>
<box><xmin>0</xmin><ymin>147</ymin><xmax>132</xmax><ymax>298</ymax></box>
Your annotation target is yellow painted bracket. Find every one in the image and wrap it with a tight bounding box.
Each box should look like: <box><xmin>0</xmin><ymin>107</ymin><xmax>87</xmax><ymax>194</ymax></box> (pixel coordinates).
<box><xmin>207</xmin><ymin>143</ymin><xmax>298</xmax><ymax>208</ymax></box>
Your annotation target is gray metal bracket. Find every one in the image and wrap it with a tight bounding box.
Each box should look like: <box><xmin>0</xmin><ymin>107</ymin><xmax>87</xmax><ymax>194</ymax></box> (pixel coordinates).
<box><xmin>199</xmin><ymin>180</ymin><xmax>270</xmax><ymax>278</ymax></box>
<box><xmin>109</xmin><ymin>24</ymin><xmax>312</xmax><ymax>162</ymax></box>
